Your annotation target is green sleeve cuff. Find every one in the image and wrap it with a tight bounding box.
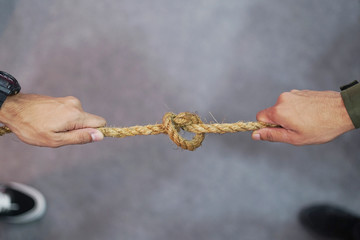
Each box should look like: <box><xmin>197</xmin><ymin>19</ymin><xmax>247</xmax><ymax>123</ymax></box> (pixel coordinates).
<box><xmin>341</xmin><ymin>82</ymin><xmax>360</xmax><ymax>129</ymax></box>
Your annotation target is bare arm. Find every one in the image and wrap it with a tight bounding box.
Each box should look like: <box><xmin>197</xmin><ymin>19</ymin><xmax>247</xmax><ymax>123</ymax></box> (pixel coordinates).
<box><xmin>252</xmin><ymin>90</ymin><xmax>355</xmax><ymax>145</ymax></box>
<box><xmin>0</xmin><ymin>93</ymin><xmax>106</xmax><ymax>147</ymax></box>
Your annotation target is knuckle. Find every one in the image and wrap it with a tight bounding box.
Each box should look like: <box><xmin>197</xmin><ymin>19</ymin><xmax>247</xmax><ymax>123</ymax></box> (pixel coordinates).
<box><xmin>270</xmin><ymin>105</ymin><xmax>281</xmax><ymax>119</ymax></box>
<box><xmin>71</xmin><ymin>108</ymin><xmax>84</xmax><ymax>119</ymax></box>
<box><xmin>278</xmin><ymin>92</ymin><xmax>291</xmax><ymax>102</ymax></box>
<box><xmin>100</xmin><ymin>118</ymin><xmax>107</xmax><ymax>127</ymax></box>
<box><xmin>256</xmin><ymin>108</ymin><xmax>272</xmax><ymax>122</ymax></box>
<box><xmin>66</xmin><ymin>109</ymin><xmax>85</xmax><ymax>127</ymax></box>
<box><xmin>65</xmin><ymin>96</ymin><xmax>82</xmax><ymax>107</ymax></box>
<box><xmin>270</xmin><ymin>105</ymin><xmax>288</xmax><ymax>121</ymax></box>
<box><xmin>256</xmin><ymin>111</ymin><xmax>264</xmax><ymax>121</ymax></box>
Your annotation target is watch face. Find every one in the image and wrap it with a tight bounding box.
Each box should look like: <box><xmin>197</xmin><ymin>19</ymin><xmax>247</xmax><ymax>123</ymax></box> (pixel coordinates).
<box><xmin>0</xmin><ymin>71</ymin><xmax>21</xmax><ymax>96</ymax></box>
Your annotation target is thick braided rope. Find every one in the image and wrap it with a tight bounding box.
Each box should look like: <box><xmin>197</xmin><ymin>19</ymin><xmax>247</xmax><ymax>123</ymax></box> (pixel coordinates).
<box><xmin>0</xmin><ymin>112</ymin><xmax>279</xmax><ymax>151</ymax></box>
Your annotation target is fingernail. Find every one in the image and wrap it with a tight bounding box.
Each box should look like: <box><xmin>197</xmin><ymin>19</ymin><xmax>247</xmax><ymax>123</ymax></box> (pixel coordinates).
<box><xmin>252</xmin><ymin>132</ymin><xmax>261</xmax><ymax>141</ymax></box>
<box><xmin>91</xmin><ymin>130</ymin><xmax>104</xmax><ymax>142</ymax></box>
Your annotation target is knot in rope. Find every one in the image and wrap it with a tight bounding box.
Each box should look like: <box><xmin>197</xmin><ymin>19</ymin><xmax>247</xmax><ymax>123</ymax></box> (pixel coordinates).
<box><xmin>163</xmin><ymin>112</ymin><xmax>205</xmax><ymax>151</ymax></box>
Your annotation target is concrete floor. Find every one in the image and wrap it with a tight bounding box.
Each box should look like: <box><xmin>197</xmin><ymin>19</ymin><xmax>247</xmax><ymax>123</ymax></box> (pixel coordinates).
<box><xmin>0</xmin><ymin>0</ymin><xmax>359</xmax><ymax>239</ymax></box>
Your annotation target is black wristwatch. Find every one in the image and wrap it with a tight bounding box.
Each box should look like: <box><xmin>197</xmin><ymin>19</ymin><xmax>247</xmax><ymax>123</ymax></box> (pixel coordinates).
<box><xmin>0</xmin><ymin>71</ymin><xmax>21</xmax><ymax>108</ymax></box>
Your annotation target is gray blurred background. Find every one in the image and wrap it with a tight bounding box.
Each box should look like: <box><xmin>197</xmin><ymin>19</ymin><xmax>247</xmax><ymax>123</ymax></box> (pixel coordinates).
<box><xmin>0</xmin><ymin>0</ymin><xmax>359</xmax><ymax>239</ymax></box>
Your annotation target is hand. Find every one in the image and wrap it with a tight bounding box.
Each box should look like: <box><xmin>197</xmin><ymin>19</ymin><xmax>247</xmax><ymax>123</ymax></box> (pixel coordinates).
<box><xmin>0</xmin><ymin>93</ymin><xmax>106</xmax><ymax>147</ymax></box>
<box><xmin>252</xmin><ymin>90</ymin><xmax>355</xmax><ymax>145</ymax></box>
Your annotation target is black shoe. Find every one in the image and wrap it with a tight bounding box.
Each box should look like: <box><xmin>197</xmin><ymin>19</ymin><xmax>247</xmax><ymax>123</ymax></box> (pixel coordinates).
<box><xmin>299</xmin><ymin>204</ymin><xmax>360</xmax><ymax>240</ymax></box>
<box><xmin>0</xmin><ymin>182</ymin><xmax>46</xmax><ymax>224</ymax></box>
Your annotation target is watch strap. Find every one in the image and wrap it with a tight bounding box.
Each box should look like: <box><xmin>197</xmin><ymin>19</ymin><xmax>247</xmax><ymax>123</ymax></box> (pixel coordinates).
<box><xmin>0</xmin><ymin>91</ymin><xmax>7</xmax><ymax>108</ymax></box>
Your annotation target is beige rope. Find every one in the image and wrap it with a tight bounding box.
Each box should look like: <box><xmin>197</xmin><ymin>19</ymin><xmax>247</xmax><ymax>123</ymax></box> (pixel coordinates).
<box><xmin>0</xmin><ymin>112</ymin><xmax>279</xmax><ymax>151</ymax></box>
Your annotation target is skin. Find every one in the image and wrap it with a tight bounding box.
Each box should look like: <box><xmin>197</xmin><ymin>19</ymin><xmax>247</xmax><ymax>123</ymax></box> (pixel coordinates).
<box><xmin>252</xmin><ymin>90</ymin><xmax>355</xmax><ymax>145</ymax></box>
<box><xmin>0</xmin><ymin>90</ymin><xmax>353</xmax><ymax>147</ymax></box>
<box><xmin>0</xmin><ymin>93</ymin><xmax>106</xmax><ymax>148</ymax></box>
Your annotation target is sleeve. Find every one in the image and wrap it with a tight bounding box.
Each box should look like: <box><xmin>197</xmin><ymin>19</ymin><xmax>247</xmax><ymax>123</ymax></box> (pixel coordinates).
<box><xmin>340</xmin><ymin>80</ymin><xmax>360</xmax><ymax>129</ymax></box>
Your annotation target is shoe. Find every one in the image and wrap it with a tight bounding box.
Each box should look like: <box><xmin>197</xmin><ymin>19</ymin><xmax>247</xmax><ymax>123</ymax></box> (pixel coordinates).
<box><xmin>299</xmin><ymin>204</ymin><xmax>360</xmax><ymax>240</ymax></box>
<box><xmin>0</xmin><ymin>182</ymin><xmax>46</xmax><ymax>224</ymax></box>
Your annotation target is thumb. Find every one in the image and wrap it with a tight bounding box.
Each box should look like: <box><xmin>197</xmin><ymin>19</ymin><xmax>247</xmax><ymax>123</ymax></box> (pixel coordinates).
<box><xmin>252</xmin><ymin>127</ymin><xmax>293</xmax><ymax>143</ymax></box>
<box><xmin>56</xmin><ymin>128</ymin><xmax>104</xmax><ymax>147</ymax></box>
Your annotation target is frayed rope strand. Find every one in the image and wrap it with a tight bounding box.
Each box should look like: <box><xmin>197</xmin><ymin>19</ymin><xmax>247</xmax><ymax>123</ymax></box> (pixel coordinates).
<box><xmin>0</xmin><ymin>112</ymin><xmax>279</xmax><ymax>151</ymax></box>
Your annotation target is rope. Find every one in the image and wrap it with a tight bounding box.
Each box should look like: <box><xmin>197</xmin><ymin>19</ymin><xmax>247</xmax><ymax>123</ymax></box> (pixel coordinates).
<box><xmin>0</xmin><ymin>112</ymin><xmax>279</xmax><ymax>151</ymax></box>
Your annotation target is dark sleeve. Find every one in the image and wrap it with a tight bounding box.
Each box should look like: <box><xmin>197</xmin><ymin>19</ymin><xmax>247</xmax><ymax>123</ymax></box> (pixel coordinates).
<box><xmin>340</xmin><ymin>80</ymin><xmax>360</xmax><ymax>129</ymax></box>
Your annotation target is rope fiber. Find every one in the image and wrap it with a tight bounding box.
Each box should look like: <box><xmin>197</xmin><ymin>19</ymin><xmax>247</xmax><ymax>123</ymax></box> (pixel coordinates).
<box><xmin>0</xmin><ymin>112</ymin><xmax>279</xmax><ymax>151</ymax></box>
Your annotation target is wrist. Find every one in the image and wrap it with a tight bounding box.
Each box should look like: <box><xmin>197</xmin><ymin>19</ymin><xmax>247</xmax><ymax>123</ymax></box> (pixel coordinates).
<box><xmin>0</xmin><ymin>93</ymin><xmax>24</xmax><ymax>125</ymax></box>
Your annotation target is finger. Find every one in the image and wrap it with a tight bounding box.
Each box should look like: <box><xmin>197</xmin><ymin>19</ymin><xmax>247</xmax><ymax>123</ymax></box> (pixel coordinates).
<box><xmin>256</xmin><ymin>108</ymin><xmax>277</xmax><ymax>124</ymax></box>
<box><xmin>55</xmin><ymin>128</ymin><xmax>104</xmax><ymax>147</ymax></box>
<box><xmin>252</xmin><ymin>127</ymin><xmax>293</xmax><ymax>144</ymax></box>
<box><xmin>81</xmin><ymin>113</ymin><xmax>107</xmax><ymax>128</ymax></box>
